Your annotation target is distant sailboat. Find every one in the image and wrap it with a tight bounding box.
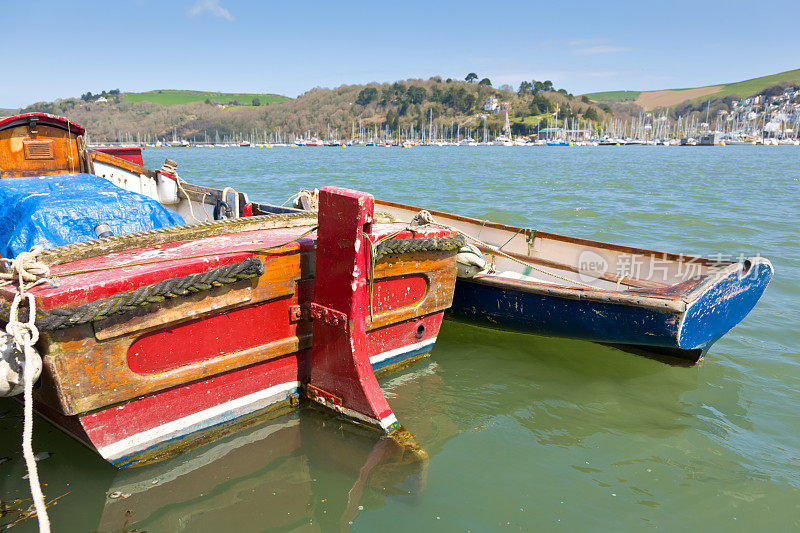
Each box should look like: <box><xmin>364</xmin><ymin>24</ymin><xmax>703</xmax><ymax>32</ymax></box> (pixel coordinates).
<box><xmin>493</xmin><ymin>113</ymin><xmax>513</xmax><ymax>146</ymax></box>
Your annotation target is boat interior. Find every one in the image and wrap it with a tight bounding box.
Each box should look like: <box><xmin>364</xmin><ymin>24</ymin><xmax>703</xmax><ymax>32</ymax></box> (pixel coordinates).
<box><xmin>372</xmin><ymin>199</ymin><xmax>746</xmax><ymax>300</ymax></box>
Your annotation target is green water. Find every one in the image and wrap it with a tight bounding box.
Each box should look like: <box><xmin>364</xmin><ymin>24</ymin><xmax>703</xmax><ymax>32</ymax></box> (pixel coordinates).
<box><xmin>2</xmin><ymin>146</ymin><xmax>798</xmax><ymax>531</ymax></box>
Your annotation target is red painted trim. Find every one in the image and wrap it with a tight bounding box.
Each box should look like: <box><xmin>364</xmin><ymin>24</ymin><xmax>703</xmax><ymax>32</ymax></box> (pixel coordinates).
<box><xmin>95</xmin><ymin>147</ymin><xmax>144</xmax><ymax>166</ymax></box>
<box><xmin>128</xmin><ymin>296</ymin><xmax>304</xmax><ymax>375</ymax></box>
<box><xmin>80</xmin><ymin>354</ymin><xmax>301</xmax><ymax>449</ymax></box>
<box><xmin>0</xmin><ymin>112</ymin><xmax>85</xmax><ymax>135</ymax></box>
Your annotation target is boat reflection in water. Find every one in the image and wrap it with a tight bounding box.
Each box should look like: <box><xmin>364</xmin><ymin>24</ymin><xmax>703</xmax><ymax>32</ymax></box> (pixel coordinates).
<box><xmin>98</xmin><ymin>407</ymin><xmax>428</xmax><ymax>532</ymax></box>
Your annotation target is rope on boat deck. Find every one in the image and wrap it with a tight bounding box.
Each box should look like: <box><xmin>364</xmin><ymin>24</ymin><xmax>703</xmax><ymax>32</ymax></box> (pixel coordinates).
<box><xmin>455</xmin><ymin>230</ymin><xmax>598</xmax><ymax>289</ymax></box>
<box><xmin>0</xmin><ymin>247</ymin><xmax>52</xmax><ymax>533</ymax></box>
<box><xmin>0</xmin><ymin>223</ymin><xmax>321</xmax><ymax>330</ymax></box>
<box><xmin>3</xmin><ymin>257</ymin><xmax>266</xmax><ymax>331</ymax></box>
<box><xmin>363</xmin><ymin>211</ymin><xmax>465</xmax><ymax>321</ymax></box>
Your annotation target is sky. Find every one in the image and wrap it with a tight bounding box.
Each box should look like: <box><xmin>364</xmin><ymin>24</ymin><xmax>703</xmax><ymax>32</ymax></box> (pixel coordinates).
<box><xmin>2</xmin><ymin>0</ymin><xmax>799</xmax><ymax>108</ymax></box>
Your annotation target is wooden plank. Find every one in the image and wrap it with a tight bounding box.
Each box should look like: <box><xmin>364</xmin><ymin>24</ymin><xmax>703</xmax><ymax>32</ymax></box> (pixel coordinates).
<box><xmin>90</xmin><ymin>149</ymin><xmax>154</xmax><ymax>177</ymax></box>
<box><xmin>36</xmin><ymin>213</ymin><xmax>318</xmax><ymax>268</ymax></box>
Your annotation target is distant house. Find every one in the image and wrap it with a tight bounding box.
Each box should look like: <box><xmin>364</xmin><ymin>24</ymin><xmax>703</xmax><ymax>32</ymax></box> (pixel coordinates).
<box><xmin>95</xmin><ymin>96</ymin><xmax>108</xmax><ymax>103</ymax></box>
<box><xmin>497</xmin><ymin>101</ymin><xmax>511</xmax><ymax>112</ymax></box>
<box><xmin>212</xmin><ymin>102</ymin><xmax>226</xmax><ymax>108</ymax></box>
<box><xmin>484</xmin><ymin>96</ymin><xmax>498</xmax><ymax>112</ymax></box>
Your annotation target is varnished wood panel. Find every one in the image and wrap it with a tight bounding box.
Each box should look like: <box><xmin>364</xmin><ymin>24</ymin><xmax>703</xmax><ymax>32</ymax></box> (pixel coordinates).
<box><xmin>0</xmin><ymin>124</ymin><xmax>85</xmax><ymax>178</ymax></box>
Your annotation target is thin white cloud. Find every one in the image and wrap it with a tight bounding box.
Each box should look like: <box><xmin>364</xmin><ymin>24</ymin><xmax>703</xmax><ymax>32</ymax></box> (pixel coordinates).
<box><xmin>189</xmin><ymin>0</ymin><xmax>234</xmax><ymax>21</ymax></box>
<box><xmin>567</xmin><ymin>38</ymin><xmax>606</xmax><ymax>47</ymax></box>
<box><xmin>573</xmin><ymin>45</ymin><xmax>631</xmax><ymax>55</ymax></box>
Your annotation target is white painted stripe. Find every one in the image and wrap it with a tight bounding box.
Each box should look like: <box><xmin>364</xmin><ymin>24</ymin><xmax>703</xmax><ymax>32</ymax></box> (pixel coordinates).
<box><xmin>331</xmin><ymin>403</ymin><xmax>399</xmax><ymax>431</ymax></box>
<box><xmin>98</xmin><ymin>381</ymin><xmax>300</xmax><ymax>461</ymax></box>
<box><xmin>100</xmin><ymin>339</ymin><xmax>434</xmax><ymax>461</ymax></box>
<box><xmin>369</xmin><ymin>338</ymin><xmax>436</xmax><ymax>365</ymax></box>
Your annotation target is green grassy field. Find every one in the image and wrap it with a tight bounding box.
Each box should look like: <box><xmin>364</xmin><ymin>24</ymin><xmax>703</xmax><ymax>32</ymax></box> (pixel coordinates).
<box><xmin>701</xmin><ymin>68</ymin><xmax>800</xmax><ymax>99</ymax></box>
<box><xmin>582</xmin><ymin>68</ymin><xmax>800</xmax><ymax>104</ymax></box>
<box><xmin>123</xmin><ymin>90</ymin><xmax>290</xmax><ymax>106</ymax></box>
<box><xmin>581</xmin><ymin>90</ymin><xmax>641</xmax><ymax>102</ymax></box>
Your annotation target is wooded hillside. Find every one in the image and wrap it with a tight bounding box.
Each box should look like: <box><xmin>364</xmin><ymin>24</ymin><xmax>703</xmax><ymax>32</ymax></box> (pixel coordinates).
<box><xmin>11</xmin><ymin>77</ymin><xmax>614</xmax><ymax>142</ymax></box>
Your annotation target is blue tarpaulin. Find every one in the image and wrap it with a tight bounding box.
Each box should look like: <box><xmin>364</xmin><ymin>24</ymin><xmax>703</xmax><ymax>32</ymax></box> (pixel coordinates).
<box><xmin>0</xmin><ymin>173</ymin><xmax>185</xmax><ymax>258</ymax></box>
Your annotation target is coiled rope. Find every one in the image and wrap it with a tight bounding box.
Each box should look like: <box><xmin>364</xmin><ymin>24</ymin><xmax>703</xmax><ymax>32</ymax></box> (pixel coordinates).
<box><xmin>0</xmin><ymin>247</ymin><xmax>52</xmax><ymax>533</ymax></box>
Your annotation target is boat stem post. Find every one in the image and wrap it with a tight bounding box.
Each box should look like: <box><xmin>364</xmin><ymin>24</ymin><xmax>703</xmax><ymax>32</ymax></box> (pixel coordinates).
<box><xmin>305</xmin><ymin>187</ymin><xmax>402</xmax><ymax>431</ymax></box>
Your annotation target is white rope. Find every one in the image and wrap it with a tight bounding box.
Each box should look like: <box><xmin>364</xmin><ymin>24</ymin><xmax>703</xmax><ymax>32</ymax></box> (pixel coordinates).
<box><xmin>409</xmin><ymin>216</ymin><xmax>600</xmax><ymax>289</ymax></box>
<box><xmin>455</xmin><ymin>229</ymin><xmax>598</xmax><ymax>288</ymax></box>
<box><xmin>2</xmin><ymin>248</ymin><xmax>51</xmax><ymax>532</ymax></box>
<box><xmin>175</xmin><ymin>177</ymin><xmax>208</xmax><ymax>223</ymax></box>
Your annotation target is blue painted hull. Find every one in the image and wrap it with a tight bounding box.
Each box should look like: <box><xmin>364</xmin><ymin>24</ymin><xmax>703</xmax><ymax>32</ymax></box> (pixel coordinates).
<box><xmin>447</xmin><ymin>259</ymin><xmax>774</xmax><ymax>363</ymax></box>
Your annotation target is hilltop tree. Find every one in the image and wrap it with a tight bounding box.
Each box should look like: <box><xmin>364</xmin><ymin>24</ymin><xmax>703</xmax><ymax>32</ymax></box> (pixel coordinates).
<box><xmin>391</xmin><ymin>82</ymin><xmax>407</xmax><ymax>97</ymax></box>
<box><xmin>543</xmin><ymin>80</ymin><xmax>554</xmax><ymax>92</ymax></box>
<box><xmin>478</xmin><ymin>78</ymin><xmax>492</xmax><ymax>87</ymax></box>
<box><xmin>518</xmin><ymin>81</ymin><xmax>532</xmax><ymax>96</ymax></box>
<box><xmin>530</xmin><ymin>94</ymin><xmax>553</xmax><ymax>115</ymax></box>
<box><xmin>465</xmin><ymin>72</ymin><xmax>478</xmax><ymax>83</ymax></box>
<box><xmin>252</xmin><ymin>97</ymin><xmax>261</xmax><ymax>106</ymax></box>
<box><xmin>407</xmin><ymin>85</ymin><xmax>427</xmax><ymax>104</ymax></box>
<box><xmin>583</xmin><ymin>107</ymin><xmax>599</xmax><ymax>121</ymax></box>
<box><xmin>355</xmin><ymin>87</ymin><xmax>378</xmax><ymax>106</ymax></box>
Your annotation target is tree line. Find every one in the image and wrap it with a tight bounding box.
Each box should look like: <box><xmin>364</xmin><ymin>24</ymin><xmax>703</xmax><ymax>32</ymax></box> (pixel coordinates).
<box><xmin>80</xmin><ymin>89</ymin><xmax>120</xmax><ymax>101</ymax></box>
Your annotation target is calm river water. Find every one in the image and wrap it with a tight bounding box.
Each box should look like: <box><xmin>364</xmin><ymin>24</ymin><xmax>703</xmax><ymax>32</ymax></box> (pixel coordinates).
<box><xmin>1</xmin><ymin>145</ymin><xmax>798</xmax><ymax>531</ymax></box>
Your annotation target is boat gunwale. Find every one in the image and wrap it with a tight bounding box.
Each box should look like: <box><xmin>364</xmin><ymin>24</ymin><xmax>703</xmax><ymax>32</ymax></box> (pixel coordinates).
<box><xmin>375</xmin><ymin>198</ymin><xmax>728</xmax><ymax>267</ymax></box>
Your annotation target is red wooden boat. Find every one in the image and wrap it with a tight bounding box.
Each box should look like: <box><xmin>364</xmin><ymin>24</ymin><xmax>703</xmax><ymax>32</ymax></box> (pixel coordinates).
<box><xmin>0</xmin><ymin>113</ymin><xmax>462</xmax><ymax>469</ymax></box>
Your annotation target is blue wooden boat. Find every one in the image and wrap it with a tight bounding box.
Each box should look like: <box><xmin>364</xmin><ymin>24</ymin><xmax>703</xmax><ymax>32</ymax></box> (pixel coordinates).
<box><xmin>372</xmin><ymin>199</ymin><xmax>774</xmax><ymax>364</ymax></box>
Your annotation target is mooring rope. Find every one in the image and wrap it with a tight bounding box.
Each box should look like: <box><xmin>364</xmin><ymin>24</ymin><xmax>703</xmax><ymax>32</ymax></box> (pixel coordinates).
<box><xmin>0</xmin><ymin>247</ymin><xmax>52</xmax><ymax>533</ymax></box>
<box><xmin>361</xmin><ymin>210</ymin><xmax>465</xmax><ymax>321</ymax></box>
<box><xmin>456</xmin><ymin>230</ymin><xmax>598</xmax><ymax>289</ymax></box>
<box><xmin>399</xmin><ymin>213</ymin><xmax>599</xmax><ymax>289</ymax></box>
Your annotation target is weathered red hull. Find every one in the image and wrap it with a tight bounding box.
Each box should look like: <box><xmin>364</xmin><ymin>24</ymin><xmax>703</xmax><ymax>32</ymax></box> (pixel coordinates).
<box><xmin>0</xmin><ymin>113</ymin><xmax>461</xmax><ymax>469</ymax></box>
<box><xmin>69</xmin><ymin>312</ymin><xmax>443</xmax><ymax>467</ymax></box>
<box><xmin>9</xmin><ymin>196</ymin><xmax>457</xmax><ymax>467</ymax></box>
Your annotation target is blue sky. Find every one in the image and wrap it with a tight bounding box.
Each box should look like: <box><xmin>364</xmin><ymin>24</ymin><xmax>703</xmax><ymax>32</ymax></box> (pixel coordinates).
<box><xmin>2</xmin><ymin>0</ymin><xmax>799</xmax><ymax>107</ymax></box>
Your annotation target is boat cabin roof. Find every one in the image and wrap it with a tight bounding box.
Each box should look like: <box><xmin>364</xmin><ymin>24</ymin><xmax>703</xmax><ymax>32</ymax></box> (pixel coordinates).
<box><xmin>0</xmin><ymin>113</ymin><xmax>85</xmax><ymax>135</ymax></box>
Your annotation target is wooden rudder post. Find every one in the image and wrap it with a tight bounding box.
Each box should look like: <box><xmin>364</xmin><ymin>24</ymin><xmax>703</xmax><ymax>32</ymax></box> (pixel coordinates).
<box><xmin>306</xmin><ymin>186</ymin><xmax>399</xmax><ymax>432</ymax></box>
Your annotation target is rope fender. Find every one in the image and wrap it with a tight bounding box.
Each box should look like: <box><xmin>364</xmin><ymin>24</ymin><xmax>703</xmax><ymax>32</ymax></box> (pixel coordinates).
<box><xmin>374</xmin><ymin>235</ymin><xmax>466</xmax><ymax>261</ymax></box>
<box><xmin>0</xmin><ymin>257</ymin><xmax>264</xmax><ymax>331</ymax></box>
